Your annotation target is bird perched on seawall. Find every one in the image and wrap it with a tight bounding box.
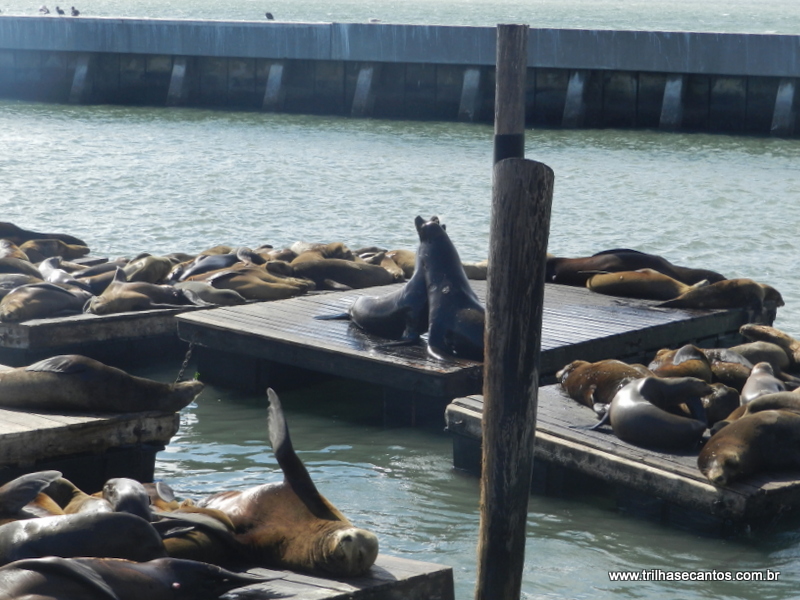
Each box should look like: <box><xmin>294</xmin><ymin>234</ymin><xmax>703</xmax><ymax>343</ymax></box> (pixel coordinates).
<box><xmin>265</xmin><ymin>11</ymin><xmax>274</xmax><ymax>19</ymax></box>
<box><xmin>39</xmin><ymin>5</ymin><xmax>50</xmax><ymax>14</ymax></box>
<box><xmin>55</xmin><ymin>5</ymin><xmax>64</xmax><ymax>14</ymax></box>
<box><xmin>71</xmin><ymin>6</ymin><xmax>79</xmax><ymax>15</ymax></box>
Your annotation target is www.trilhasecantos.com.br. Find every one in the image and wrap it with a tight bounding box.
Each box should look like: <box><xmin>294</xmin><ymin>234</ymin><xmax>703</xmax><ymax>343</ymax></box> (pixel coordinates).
<box><xmin>608</xmin><ymin>569</ymin><xmax>781</xmax><ymax>582</ymax></box>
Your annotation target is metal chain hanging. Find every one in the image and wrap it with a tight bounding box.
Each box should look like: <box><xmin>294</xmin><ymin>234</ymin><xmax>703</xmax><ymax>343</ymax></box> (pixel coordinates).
<box><xmin>174</xmin><ymin>337</ymin><xmax>197</xmax><ymax>384</ymax></box>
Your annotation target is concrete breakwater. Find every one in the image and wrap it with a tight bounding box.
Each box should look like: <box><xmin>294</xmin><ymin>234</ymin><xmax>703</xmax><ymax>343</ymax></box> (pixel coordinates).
<box><xmin>0</xmin><ymin>17</ymin><xmax>797</xmax><ymax>135</ymax></box>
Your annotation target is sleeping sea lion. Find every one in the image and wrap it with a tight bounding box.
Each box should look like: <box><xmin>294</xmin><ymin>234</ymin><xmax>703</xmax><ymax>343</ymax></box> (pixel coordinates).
<box><xmin>0</xmin><ymin>282</ymin><xmax>92</xmax><ymax>322</ymax></box>
<box><xmin>740</xmin><ymin>362</ymin><xmax>785</xmax><ymax>404</ymax></box>
<box><xmin>167</xmin><ymin>248</ymin><xmax>265</xmax><ymax>283</ymax></box>
<box><xmin>44</xmin><ymin>478</ymin><xmax>114</xmax><ymax>515</ymax></box>
<box><xmin>596</xmin><ymin>376</ymin><xmax>712</xmax><ymax>450</ymax></box>
<box><xmin>698</xmin><ymin>409</ymin><xmax>800</xmax><ymax>486</ymax></box>
<box><xmin>0</xmin><ymin>354</ymin><xmax>203</xmax><ymax>412</ymax></box>
<box><xmin>648</xmin><ymin>344</ymin><xmax>713</xmax><ymax>382</ymax></box>
<box><xmin>0</xmin><ymin>240</ymin><xmax>29</xmax><ymax>261</ymax></box>
<box><xmin>122</xmin><ymin>255</ymin><xmax>174</xmax><ymax>284</ymax></box>
<box><xmin>174</xmin><ymin>281</ymin><xmax>248</xmax><ymax>306</ymax></box>
<box><xmin>0</xmin><ymin>222</ymin><xmax>87</xmax><ymax>247</ymax></box>
<box><xmin>739</xmin><ymin>324</ymin><xmax>800</xmax><ymax>368</ymax></box>
<box><xmin>0</xmin><ymin>273</ymin><xmax>43</xmax><ymax>300</ymax></box>
<box><xmin>657</xmin><ymin>278</ymin><xmax>766</xmax><ymax>310</ymax></box>
<box><xmin>546</xmin><ymin>249</ymin><xmax>726</xmax><ymax>287</ymax></box>
<box><xmin>0</xmin><ymin>512</ymin><xmax>168</xmax><ymax>565</ymax></box>
<box><xmin>0</xmin><ymin>471</ymin><xmax>64</xmax><ymax>524</ymax></box>
<box><xmin>197</xmin><ymin>389</ymin><xmax>379</xmax><ymax>577</ymax></box>
<box><xmin>19</xmin><ymin>239</ymin><xmax>90</xmax><ymax>262</ymax></box>
<box><xmin>586</xmin><ymin>269</ymin><xmax>704</xmax><ymax>300</ymax></box>
<box><xmin>557</xmin><ymin>359</ymin><xmax>653</xmax><ymax>408</ymax></box>
<box><xmin>85</xmin><ymin>269</ymin><xmax>196</xmax><ymax>315</ymax></box>
<box><xmin>38</xmin><ymin>257</ymin><xmax>93</xmax><ymax>292</ymax></box>
<box><xmin>291</xmin><ymin>258</ymin><xmax>400</xmax><ymax>290</ymax></box>
<box><xmin>191</xmin><ymin>268</ymin><xmax>309</xmax><ymax>301</ymax></box>
<box><xmin>0</xmin><ymin>556</ymin><xmax>270</xmax><ymax>600</ymax></box>
<box><xmin>702</xmin><ymin>383</ymin><xmax>742</xmax><ymax>427</ymax></box>
<box><xmin>414</xmin><ymin>215</ymin><xmax>485</xmax><ymax>361</ymax></box>
<box><xmin>0</xmin><ymin>257</ymin><xmax>47</xmax><ymax>278</ymax></box>
<box><xmin>290</xmin><ymin>242</ymin><xmax>354</xmax><ymax>264</ymax></box>
<box><xmin>386</xmin><ymin>249</ymin><xmax>416</xmax><ymax>278</ymax></box>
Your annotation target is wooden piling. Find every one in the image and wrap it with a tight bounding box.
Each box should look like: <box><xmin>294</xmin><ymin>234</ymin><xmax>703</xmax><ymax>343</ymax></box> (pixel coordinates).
<box><xmin>493</xmin><ymin>24</ymin><xmax>528</xmax><ymax>164</ymax></box>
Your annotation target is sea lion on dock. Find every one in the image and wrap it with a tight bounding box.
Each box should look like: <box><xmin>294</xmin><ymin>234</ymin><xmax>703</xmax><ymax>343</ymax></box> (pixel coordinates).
<box><xmin>191</xmin><ymin>268</ymin><xmax>309</xmax><ymax>301</ymax></box>
<box><xmin>0</xmin><ymin>240</ymin><xmax>29</xmax><ymax>261</ymax></box>
<box><xmin>0</xmin><ymin>511</ymin><xmax>168</xmax><ymax>565</ymax></box>
<box><xmin>37</xmin><ymin>256</ymin><xmax>93</xmax><ymax>292</ymax></box>
<box><xmin>546</xmin><ymin>249</ymin><xmax>726</xmax><ymax>287</ymax></box>
<box><xmin>0</xmin><ymin>556</ymin><xmax>270</xmax><ymax>600</ymax></box>
<box><xmin>739</xmin><ymin>324</ymin><xmax>800</xmax><ymax>368</ymax></box>
<box><xmin>197</xmin><ymin>389</ymin><xmax>379</xmax><ymax>577</ymax></box>
<box><xmin>19</xmin><ymin>239</ymin><xmax>90</xmax><ymax>263</ymax></box>
<box><xmin>0</xmin><ymin>257</ymin><xmax>45</xmax><ymax>278</ymax></box>
<box><xmin>0</xmin><ymin>273</ymin><xmax>43</xmax><ymax>300</ymax></box>
<box><xmin>122</xmin><ymin>254</ymin><xmax>175</xmax><ymax>284</ymax></box>
<box><xmin>291</xmin><ymin>258</ymin><xmax>400</xmax><ymax>290</ymax></box>
<box><xmin>597</xmin><ymin>376</ymin><xmax>712</xmax><ymax>450</ymax></box>
<box><xmin>0</xmin><ymin>282</ymin><xmax>92</xmax><ymax>322</ymax></box>
<box><xmin>386</xmin><ymin>249</ymin><xmax>416</xmax><ymax>278</ymax></box>
<box><xmin>0</xmin><ymin>471</ymin><xmax>64</xmax><ymax>524</ymax></box>
<box><xmin>85</xmin><ymin>269</ymin><xmax>196</xmax><ymax>315</ymax></box>
<box><xmin>102</xmin><ymin>478</ymin><xmax>153</xmax><ymax>522</ymax></box>
<box><xmin>414</xmin><ymin>215</ymin><xmax>485</xmax><ymax>361</ymax></box>
<box><xmin>556</xmin><ymin>359</ymin><xmax>653</xmax><ymax>408</ymax></box>
<box><xmin>167</xmin><ymin>248</ymin><xmax>265</xmax><ymax>283</ymax></box>
<box><xmin>174</xmin><ymin>281</ymin><xmax>247</xmax><ymax>306</ymax></box>
<box><xmin>698</xmin><ymin>409</ymin><xmax>800</xmax><ymax>486</ymax></box>
<box><xmin>0</xmin><ymin>222</ymin><xmax>87</xmax><ymax>247</ymax></box>
<box><xmin>44</xmin><ymin>478</ymin><xmax>114</xmax><ymax>515</ymax></box>
<box><xmin>0</xmin><ymin>354</ymin><xmax>204</xmax><ymax>412</ymax></box>
<box><xmin>657</xmin><ymin>278</ymin><xmax>766</xmax><ymax>311</ymax></box>
<box><xmin>702</xmin><ymin>383</ymin><xmax>742</xmax><ymax>427</ymax></box>
<box><xmin>648</xmin><ymin>344</ymin><xmax>714</xmax><ymax>382</ymax></box>
<box><xmin>586</xmin><ymin>269</ymin><xmax>705</xmax><ymax>301</ymax></box>
<box><xmin>740</xmin><ymin>362</ymin><xmax>786</xmax><ymax>404</ymax></box>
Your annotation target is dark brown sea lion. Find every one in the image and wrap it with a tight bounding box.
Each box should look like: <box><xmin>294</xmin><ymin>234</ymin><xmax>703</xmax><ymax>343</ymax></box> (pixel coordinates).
<box><xmin>698</xmin><ymin>347</ymin><xmax>754</xmax><ymax>391</ymax></box>
<box><xmin>598</xmin><ymin>376</ymin><xmax>712</xmax><ymax>450</ymax></box>
<box><xmin>648</xmin><ymin>344</ymin><xmax>714</xmax><ymax>382</ymax></box>
<box><xmin>657</xmin><ymin>278</ymin><xmax>766</xmax><ymax>310</ymax></box>
<box><xmin>19</xmin><ymin>239</ymin><xmax>90</xmax><ymax>262</ymax></box>
<box><xmin>102</xmin><ymin>478</ymin><xmax>153</xmax><ymax>522</ymax></box>
<box><xmin>85</xmin><ymin>269</ymin><xmax>196</xmax><ymax>315</ymax></box>
<box><xmin>718</xmin><ymin>391</ymin><xmax>800</xmax><ymax>426</ymax></box>
<box><xmin>166</xmin><ymin>248</ymin><xmax>265</xmax><ymax>283</ymax></box>
<box><xmin>0</xmin><ymin>512</ymin><xmax>168</xmax><ymax>565</ymax></box>
<box><xmin>0</xmin><ymin>354</ymin><xmax>204</xmax><ymax>412</ymax></box>
<box><xmin>0</xmin><ymin>273</ymin><xmax>43</xmax><ymax>300</ymax></box>
<box><xmin>0</xmin><ymin>282</ymin><xmax>93</xmax><ymax>322</ymax></box>
<box><xmin>291</xmin><ymin>258</ymin><xmax>399</xmax><ymax>290</ymax></box>
<box><xmin>586</xmin><ymin>269</ymin><xmax>704</xmax><ymax>300</ymax></box>
<box><xmin>0</xmin><ymin>556</ymin><xmax>270</xmax><ymax>599</ymax></box>
<box><xmin>197</xmin><ymin>389</ymin><xmax>379</xmax><ymax>577</ymax></box>
<box><xmin>546</xmin><ymin>249</ymin><xmax>726</xmax><ymax>287</ymax></box>
<box><xmin>702</xmin><ymin>383</ymin><xmax>742</xmax><ymax>427</ymax></box>
<box><xmin>0</xmin><ymin>471</ymin><xmax>64</xmax><ymax>524</ymax></box>
<box><xmin>698</xmin><ymin>409</ymin><xmax>800</xmax><ymax>486</ymax></box>
<box><xmin>556</xmin><ymin>359</ymin><xmax>653</xmax><ymax>408</ymax></box>
<box><xmin>414</xmin><ymin>215</ymin><xmax>485</xmax><ymax>361</ymax></box>
<box><xmin>0</xmin><ymin>257</ymin><xmax>46</xmax><ymax>278</ymax></box>
<box><xmin>0</xmin><ymin>222</ymin><xmax>87</xmax><ymax>247</ymax></box>
<box><xmin>740</xmin><ymin>362</ymin><xmax>786</xmax><ymax>404</ymax></box>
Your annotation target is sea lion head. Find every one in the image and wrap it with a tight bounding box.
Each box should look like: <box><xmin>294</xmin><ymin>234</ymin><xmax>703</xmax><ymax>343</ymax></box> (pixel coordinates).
<box><xmin>414</xmin><ymin>215</ymin><xmax>443</xmax><ymax>241</ymax></box>
<box><xmin>317</xmin><ymin>526</ymin><xmax>379</xmax><ymax>577</ymax></box>
<box><xmin>701</xmin><ymin>447</ymin><xmax>745</xmax><ymax>487</ymax></box>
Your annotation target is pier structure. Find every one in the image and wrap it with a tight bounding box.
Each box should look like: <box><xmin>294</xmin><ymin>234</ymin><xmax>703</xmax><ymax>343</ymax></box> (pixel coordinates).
<box><xmin>0</xmin><ymin>17</ymin><xmax>797</xmax><ymax>135</ymax></box>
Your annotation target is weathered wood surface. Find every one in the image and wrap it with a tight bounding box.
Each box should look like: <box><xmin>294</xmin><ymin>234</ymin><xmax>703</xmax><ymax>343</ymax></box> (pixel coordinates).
<box><xmin>446</xmin><ymin>385</ymin><xmax>800</xmax><ymax>522</ymax></box>
<box><xmin>177</xmin><ymin>280</ymin><xmax>753</xmax><ymax>399</ymax></box>
<box><xmin>234</xmin><ymin>554</ymin><xmax>454</xmax><ymax>600</ymax></box>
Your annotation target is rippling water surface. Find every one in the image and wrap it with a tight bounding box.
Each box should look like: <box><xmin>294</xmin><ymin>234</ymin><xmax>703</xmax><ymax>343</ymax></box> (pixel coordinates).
<box><xmin>2</xmin><ymin>1</ymin><xmax>800</xmax><ymax>596</ymax></box>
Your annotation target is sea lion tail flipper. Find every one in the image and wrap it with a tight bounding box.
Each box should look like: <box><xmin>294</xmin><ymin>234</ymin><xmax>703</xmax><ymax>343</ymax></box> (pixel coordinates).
<box><xmin>313</xmin><ymin>312</ymin><xmax>351</xmax><ymax>321</ymax></box>
<box><xmin>586</xmin><ymin>407</ymin><xmax>611</xmax><ymax>431</ymax></box>
<box><xmin>374</xmin><ymin>338</ymin><xmax>422</xmax><ymax>351</ymax></box>
<box><xmin>0</xmin><ymin>470</ymin><xmax>62</xmax><ymax>514</ymax></box>
<box><xmin>581</xmin><ymin>384</ymin><xmax>598</xmax><ymax>408</ymax></box>
<box><xmin>266</xmin><ymin>388</ymin><xmax>341</xmax><ymax>521</ymax></box>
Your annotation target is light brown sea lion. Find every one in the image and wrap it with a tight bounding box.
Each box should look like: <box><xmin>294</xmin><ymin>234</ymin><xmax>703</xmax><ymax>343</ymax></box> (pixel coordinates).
<box><xmin>360</xmin><ymin>251</ymin><xmax>406</xmax><ymax>281</ymax></box>
<box><xmin>0</xmin><ymin>282</ymin><xmax>93</xmax><ymax>322</ymax></box>
<box><xmin>0</xmin><ymin>240</ymin><xmax>29</xmax><ymax>261</ymax></box>
<box><xmin>122</xmin><ymin>255</ymin><xmax>174</xmax><ymax>284</ymax></box>
<box><xmin>19</xmin><ymin>239</ymin><xmax>90</xmax><ymax>262</ymax></box>
<box><xmin>85</xmin><ymin>269</ymin><xmax>196</xmax><ymax>315</ymax></box>
<box><xmin>0</xmin><ymin>354</ymin><xmax>204</xmax><ymax>412</ymax></box>
<box><xmin>729</xmin><ymin>340</ymin><xmax>791</xmax><ymax>374</ymax></box>
<box><xmin>597</xmin><ymin>376</ymin><xmax>712</xmax><ymax>450</ymax></box>
<box><xmin>0</xmin><ymin>471</ymin><xmax>64</xmax><ymax>525</ymax></box>
<box><xmin>698</xmin><ymin>409</ymin><xmax>800</xmax><ymax>486</ymax></box>
<box><xmin>699</xmin><ymin>347</ymin><xmax>754</xmax><ymax>391</ymax></box>
<box><xmin>0</xmin><ymin>512</ymin><xmax>168</xmax><ymax>565</ymax></box>
<box><xmin>740</xmin><ymin>362</ymin><xmax>785</xmax><ymax>404</ymax></box>
<box><xmin>43</xmin><ymin>478</ymin><xmax>114</xmax><ymax>515</ymax></box>
<box><xmin>648</xmin><ymin>344</ymin><xmax>714</xmax><ymax>382</ymax></box>
<box><xmin>166</xmin><ymin>248</ymin><xmax>265</xmax><ymax>283</ymax></box>
<box><xmin>191</xmin><ymin>269</ymin><xmax>308</xmax><ymax>301</ymax></box>
<box><xmin>739</xmin><ymin>324</ymin><xmax>800</xmax><ymax>368</ymax></box>
<box><xmin>586</xmin><ymin>268</ymin><xmax>704</xmax><ymax>301</ymax></box>
<box><xmin>0</xmin><ymin>222</ymin><xmax>87</xmax><ymax>247</ymax></box>
<box><xmin>0</xmin><ymin>256</ymin><xmax>45</xmax><ymax>278</ymax></box>
<box><xmin>197</xmin><ymin>389</ymin><xmax>379</xmax><ymax>577</ymax></box>
<box><xmin>0</xmin><ymin>273</ymin><xmax>43</xmax><ymax>300</ymax></box>
<box><xmin>557</xmin><ymin>359</ymin><xmax>654</xmax><ymax>408</ymax></box>
<box><xmin>657</xmin><ymin>278</ymin><xmax>766</xmax><ymax>310</ymax></box>
<box><xmin>291</xmin><ymin>258</ymin><xmax>399</xmax><ymax>290</ymax></box>
<box><xmin>546</xmin><ymin>249</ymin><xmax>726</xmax><ymax>287</ymax></box>
<box><xmin>386</xmin><ymin>249</ymin><xmax>416</xmax><ymax>278</ymax></box>
<box><xmin>462</xmin><ymin>259</ymin><xmax>488</xmax><ymax>281</ymax></box>
<box><xmin>0</xmin><ymin>556</ymin><xmax>270</xmax><ymax>600</ymax></box>
<box><xmin>718</xmin><ymin>391</ymin><xmax>800</xmax><ymax>427</ymax></box>
<box><xmin>290</xmin><ymin>242</ymin><xmax>355</xmax><ymax>264</ymax></box>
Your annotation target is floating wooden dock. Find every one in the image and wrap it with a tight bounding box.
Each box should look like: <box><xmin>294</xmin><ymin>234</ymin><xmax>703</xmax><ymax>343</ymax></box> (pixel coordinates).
<box><xmin>0</xmin><ymin>306</ymin><xmax>202</xmax><ymax>367</ymax></box>
<box><xmin>0</xmin><ymin>365</ymin><xmax>180</xmax><ymax>491</ymax></box>
<box><xmin>176</xmin><ymin>281</ymin><xmax>760</xmax><ymax>425</ymax></box>
<box><xmin>235</xmin><ymin>555</ymin><xmax>453</xmax><ymax>600</ymax></box>
<box><xmin>446</xmin><ymin>385</ymin><xmax>800</xmax><ymax>533</ymax></box>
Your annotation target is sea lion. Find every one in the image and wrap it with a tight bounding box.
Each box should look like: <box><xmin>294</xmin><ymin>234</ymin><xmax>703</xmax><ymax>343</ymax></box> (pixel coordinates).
<box><xmin>386</xmin><ymin>249</ymin><xmax>416</xmax><ymax>278</ymax></box>
<box><xmin>19</xmin><ymin>239</ymin><xmax>90</xmax><ymax>263</ymax></box>
<box><xmin>718</xmin><ymin>391</ymin><xmax>800</xmax><ymax>426</ymax></box>
<box><xmin>739</xmin><ymin>324</ymin><xmax>800</xmax><ymax>368</ymax></box>
<box><xmin>414</xmin><ymin>215</ymin><xmax>485</xmax><ymax>361</ymax></box>
<box><xmin>191</xmin><ymin>268</ymin><xmax>309</xmax><ymax>301</ymax></box>
<box><xmin>0</xmin><ymin>512</ymin><xmax>168</xmax><ymax>565</ymax></box>
<box><xmin>174</xmin><ymin>281</ymin><xmax>248</xmax><ymax>307</ymax></box>
<box><xmin>156</xmin><ymin>509</ymin><xmax>245</xmax><ymax>567</ymax></box>
<box><xmin>657</xmin><ymin>278</ymin><xmax>766</xmax><ymax>311</ymax></box>
<box><xmin>290</xmin><ymin>242</ymin><xmax>354</xmax><ymax>264</ymax></box>
<box><xmin>291</xmin><ymin>258</ymin><xmax>400</xmax><ymax>290</ymax></box>
<box><xmin>360</xmin><ymin>251</ymin><xmax>406</xmax><ymax>281</ymax></box>
<box><xmin>0</xmin><ymin>222</ymin><xmax>87</xmax><ymax>247</ymax></box>
<box><xmin>37</xmin><ymin>256</ymin><xmax>93</xmax><ymax>292</ymax></box>
<box><xmin>729</xmin><ymin>341</ymin><xmax>791</xmax><ymax>374</ymax></box>
<box><xmin>556</xmin><ymin>359</ymin><xmax>653</xmax><ymax>408</ymax></box>
<box><xmin>740</xmin><ymin>362</ymin><xmax>786</xmax><ymax>404</ymax></box>
<box><xmin>598</xmin><ymin>376</ymin><xmax>712</xmax><ymax>450</ymax></box>
<box><xmin>702</xmin><ymin>383</ymin><xmax>742</xmax><ymax>427</ymax></box>
<box><xmin>166</xmin><ymin>248</ymin><xmax>265</xmax><ymax>283</ymax></box>
<box><xmin>122</xmin><ymin>255</ymin><xmax>175</xmax><ymax>284</ymax></box>
<box><xmin>546</xmin><ymin>249</ymin><xmax>726</xmax><ymax>287</ymax></box>
<box><xmin>43</xmin><ymin>478</ymin><xmax>114</xmax><ymax>515</ymax></box>
<box><xmin>0</xmin><ymin>240</ymin><xmax>29</xmax><ymax>261</ymax></box>
<box><xmin>462</xmin><ymin>260</ymin><xmax>488</xmax><ymax>281</ymax></box>
<box><xmin>648</xmin><ymin>344</ymin><xmax>714</xmax><ymax>382</ymax></box>
<box><xmin>103</xmin><ymin>478</ymin><xmax>153</xmax><ymax>522</ymax></box>
<box><xmin>0</xmin><ymin>556</ymin><xmax>270</xmax><ymax>600</ymax></box>
<box><xmin>698</xmin><ymin>409</ymin><xmax>800</xmax><ymax>486</ymax></box>
<box><xmin>0</xmin><ymin>471</ymin><xmax>64</xmax><ymax>524</ymax></box>
<box><xmin>0</xmin><ymin>282</ymin><xmax>92</xmax><ymax>322</ymax></box>
<box><xmin>586</xmin><ymin>268</ymin><xmax>704</xmax><ymax>301</ymax></box>
<box><xmin>0</xmin><ymin>257</ymin><xmax>46</xmax><ymax>278</ymax></box>
<box><xmin>85</xmin><ymin>269</ymin><xmax>196</xmax><ymax>315</ymax></box>
<box><xmin>0</xmin><ymin>273</ymin><xmax>43</xmax><ymax>300</ymax></box>
<box><xmin>197</xmin><ymin>389</ymin><xmax>379</xmax><ymax>577</ymax></box>
<box><xmin>0</xmin><ymin>354</ymin><xmax>204</xmax><ymax>412</ymax></box>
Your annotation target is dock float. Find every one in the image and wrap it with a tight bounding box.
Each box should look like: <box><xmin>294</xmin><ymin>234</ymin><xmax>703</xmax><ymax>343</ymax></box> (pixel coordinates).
<box><xmin>176</xmin><ymin>281</ymin><xmax>762</xmax><ymax>426</ymax></box>
<box><xmin>445</xmin><ymin>386</ymin><xmax>800</xmax><ymax>533</ymax></box>
<box><xmin>238</xmin><ymin>555</ymin><xmax>454</xmax><ymax>599</ymax></box>
<box><xmin>0</xmin><ymin>365</ymin><xmax>180</xmax><ymax>491</ymax></box>
<box><xmin>0</xmin><ymin>306</ymin><xmax>203</xmax><ymax>367</ymax></box>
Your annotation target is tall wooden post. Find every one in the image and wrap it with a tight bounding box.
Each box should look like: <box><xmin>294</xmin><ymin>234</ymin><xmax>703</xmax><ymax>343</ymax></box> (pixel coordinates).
<box><xmin>476</xmin><ymin>23</ymin><xmax>554</xmax><ymax>600</ymax></box>
<box><xmin>493</xmin><ymin>24</ymin><xmax>528</xmax><ymax>164</ymax></box>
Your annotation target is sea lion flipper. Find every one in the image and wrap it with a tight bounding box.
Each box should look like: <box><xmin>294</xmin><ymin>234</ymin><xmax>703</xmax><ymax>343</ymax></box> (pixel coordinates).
<box><xmin>266</xmin><ymin>388</ymin><xmax>339</xmax><ymax>521</ymax></box>
<box><xmin>0</xmin><ymin>470</ymin><xmax>62</xmax><ymax>514</ymax></box>
<box><xmin>313</xmin><ymin>312</ymin><xmax>351</xmax><ymax>321</ymax></box>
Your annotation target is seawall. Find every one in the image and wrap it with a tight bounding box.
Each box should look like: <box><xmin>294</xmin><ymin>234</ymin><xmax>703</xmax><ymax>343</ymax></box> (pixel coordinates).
<box><xmin>0</xmin><ymin>17</ymin><xmax>797</xmax><ymax>135</ymax></box>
